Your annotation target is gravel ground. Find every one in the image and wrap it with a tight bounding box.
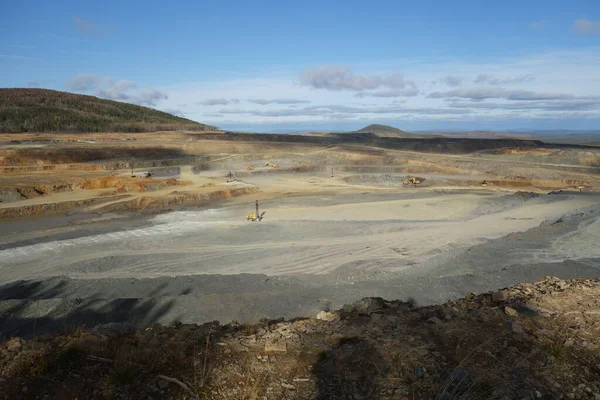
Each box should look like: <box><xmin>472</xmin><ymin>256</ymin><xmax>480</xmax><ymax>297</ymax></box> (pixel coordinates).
<box><xmin>1</xmin><ymin>189</ymin><xmax>599</xmax><ymax>337</ymax></box>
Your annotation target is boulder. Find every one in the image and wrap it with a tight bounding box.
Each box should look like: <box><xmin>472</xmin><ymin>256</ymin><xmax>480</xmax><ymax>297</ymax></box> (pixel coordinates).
<box><xmin>316</xmin><ymin>311</ymin><xmax>340</xmax><ymax>322</ymax></box>
<box><xmin>504</xmin><ymin>306</ymin><xmax>519</xmax><ymax>317</ymax></box>
<box><xmin>345</xmin><ymin>297</ymin><xmax>386</xmax><ymax>314</ymax></box>
<box><xmin>264</xmin><ymin>341</ymin><xmax>287</xmax><ymax>353</ymax></box>
<box><xmin>6</xmin><ymin>337</ymin><xmax>24</xmax><ymax>352</ymax></box>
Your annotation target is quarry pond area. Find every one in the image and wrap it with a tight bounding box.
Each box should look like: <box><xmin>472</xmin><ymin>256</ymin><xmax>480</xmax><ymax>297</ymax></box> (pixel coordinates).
<box><xmin>1</xmin><ymin>131</ymin><xmax>600</xmax><ymax>337</ymax></box>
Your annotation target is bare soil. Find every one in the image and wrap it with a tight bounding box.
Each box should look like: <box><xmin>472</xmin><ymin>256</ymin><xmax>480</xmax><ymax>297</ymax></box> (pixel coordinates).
<box><xmin>1</xmin><ymin>131</ymin><xmax>599</xmax><ymax>345</ymax></box>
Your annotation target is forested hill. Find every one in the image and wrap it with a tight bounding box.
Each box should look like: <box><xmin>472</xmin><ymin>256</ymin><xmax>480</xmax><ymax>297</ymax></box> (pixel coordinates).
<box><xmin>0</xmin><ymin>88</ymin><xmax>216</xmax><ymax>133</ymax></box>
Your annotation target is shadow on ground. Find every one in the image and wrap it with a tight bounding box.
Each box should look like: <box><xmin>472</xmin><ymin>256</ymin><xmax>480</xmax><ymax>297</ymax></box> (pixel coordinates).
<box><xmin>0</xmin><ymin>279</ymin><xmax>178</xmax><ymax>338</ymax></box>
<box><xmin>2</xmin><ymin>278</ymin><xmax>600</xmax><ymax>399</ymax></box>
<box><xmin>10</xmin><ymin>147</ymin><xmax>185</xmax><ymax>165</ymax></box>
<box><xmin>313</xmin><ymin>337</ymin><xmax>387</xmax><ymax>399</ymax></box>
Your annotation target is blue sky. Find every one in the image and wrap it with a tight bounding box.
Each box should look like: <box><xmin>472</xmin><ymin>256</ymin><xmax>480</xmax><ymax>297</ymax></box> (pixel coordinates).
<box><xmin>2</xmin><ymin>0</ymin><xmax>600</xmax><ymax>131</ymax></box>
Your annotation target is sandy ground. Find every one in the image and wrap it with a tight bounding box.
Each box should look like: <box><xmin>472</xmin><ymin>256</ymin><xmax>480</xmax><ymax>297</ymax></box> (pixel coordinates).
<box><xmin>1</xmin><ymin>188</ymin><xmax>598</xmax><ymax>280</ymax></box>
<box><xmin>1</xmin><ymin>134</ymin><xmax>600</xmax><ymax>335</ymax></box>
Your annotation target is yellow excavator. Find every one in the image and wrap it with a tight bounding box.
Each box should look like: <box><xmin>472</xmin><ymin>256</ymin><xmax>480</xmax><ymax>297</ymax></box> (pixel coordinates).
<box><xmin>247</xmin><ymin>200</ymin><xmax>266</xmax><ymax>221</ymax></box>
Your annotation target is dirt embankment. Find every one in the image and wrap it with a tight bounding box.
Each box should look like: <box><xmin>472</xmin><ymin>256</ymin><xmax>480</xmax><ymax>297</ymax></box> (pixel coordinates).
<box><xmin>0</xmin><ymin>177</ymin><xmax>184</xmax><ymax>204</ymax></box>
<box><xmin>80</xmin><ymin>177</ymin><xmax>184</xmax><ymax>192</ymax></box>
<box><xmin>95</xmin><ymin>187</ymin><xmax>259</xmax><ymax>213</ymax></box>
<box><xmin>0</xmin><ymin>184</ymin><xmax>77</xmax><ymax>203</ymax></box>
<box><xmin>2</xmin><ymin>277</ymin><xmax>600</xmax><ymax>400</ymax></box>
<box><xmin>0</xmin><ymin>186</ymin><xmax>257</xmax><ymax>217</ymax></box>
<box><xmin>491</xmin><ymin>148</ymin><xmax>600</xmax><ymax>167</ymax></box>
<box><xmin>0</xmin><ymin>195</ymin><xmax>130</xmax><ymax>219</ymax></box>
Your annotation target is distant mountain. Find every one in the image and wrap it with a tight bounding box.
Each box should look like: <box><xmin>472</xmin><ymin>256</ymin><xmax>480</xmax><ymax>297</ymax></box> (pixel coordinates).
<box><xmin>0</xmin><ymin>88</ymin><xmax>217</xmax><ymax>133</ymax></box>
<box><xmin>354</xmin><ymin>124</ymin><xmax>422</xmax><ymax>138</ymax></box>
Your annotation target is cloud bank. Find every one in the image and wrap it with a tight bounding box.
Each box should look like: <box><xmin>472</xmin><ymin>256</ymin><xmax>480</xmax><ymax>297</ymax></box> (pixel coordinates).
<box><xmin>133</xmin><ymin>48</ymin><xmax>600</xmax><ymax>129</ymax></box>
<box><xmin>65</xmin><ymin>74</ymin><xmax>167</xmax><ymax>106</ymax></box>
<box><xmin>474</xmin><ymin>74</ymin><xmax>535</xmax><ymax>85</ymax></box>
<box><xmin>248</xmin><ymin>98</ymin><xmax>311</xmax><ymax>105</ymax></box>
<box><xmin>299</xmin><ymin>66</ymin><xmax>417</xmax><ymax>92</ymax></box>
<box><xmin>428</xmin><ymin>87</ymin><xmax>573</xmax><ymax>101</ymax></box>
<box><xmin>196</xmin><ymin>98</ymin><xmax>240</xmax><ymax>106</ymax></box>
<box><xmin>438</xmin><ymin>76</ymin><xmax>464</xmax><ymax>87</ymax></box>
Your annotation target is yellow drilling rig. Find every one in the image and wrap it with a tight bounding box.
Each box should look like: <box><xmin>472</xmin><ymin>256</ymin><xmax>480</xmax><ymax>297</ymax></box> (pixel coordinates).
<box><xmin>247</xmin><ymin>200</ymin><xmax>266</xmax><ymax>222</ymax></box>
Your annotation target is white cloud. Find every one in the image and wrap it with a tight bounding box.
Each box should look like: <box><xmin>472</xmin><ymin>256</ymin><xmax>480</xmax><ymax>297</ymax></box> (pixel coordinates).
<box><xmin>437</xmin><ymin>76</ymin><xmax>464</xmax><ymax>87</ymax></box>
<box><xmin>428</xmin><ymin>87</ymin><xmax>573</xmax><ymax>101</ymax></box>
<box><xmin>65</xmin><ymin>74</ymin><xmax>107</xmax><ymax>91</ymax></box>
<box><xmin>474</xmin><ymin>74</ymin><xmax>535</xmax><ymax>85</ymax></box>
<box><xmin>575</xmin><ymin>19</ymin><xmax>600</xmax><ymax>34</ymax></box>
<box><xmin>196</xmin><ymin>98</ymin><xmax>239</xmax><ymax>106</ymax></box>
<box><xmin>212</xmin><ymin>104</ymin><xmax>471</xmax><ymax>119</ymax></box>
<box><xmin>299</xmin><ymin>66</ymin><xmax>417</xmax><ymax>91</ymax></box>
<box><xmin>65</xmin><ymin>74</ymin><xmax>167</xmax><ymax>106</ymax></box>
<box><xmin>248</xmin><ymin>99</ymin><xmax>310</xmax><ymax>105</ymax></box>
<box><xmin>95</xmin><ymin>80</ymin><xmax>137</xmax><ymax>100</ymax></box>
<box><xmin>355</xmin><ymin>88</ymin><xmax>419</xmax><ymax>98</ymax></box>
<box><xmin>137</xmin><ymin>89</ymin><xmax>168</xmax><ymax>107</ymax></box>
<box><xmin>449</xmin><ymin>99</ymin><xmax>600</xmax><ymax>111</ymax></box>
<box><xmin>154</xmin><ymin>48</ymin><xmax>600</xmax><ymax>128</ymax></box>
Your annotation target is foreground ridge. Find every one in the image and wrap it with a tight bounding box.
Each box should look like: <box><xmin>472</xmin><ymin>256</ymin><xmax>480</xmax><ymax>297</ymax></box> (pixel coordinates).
<box><xmin>2</xmin><ymin>276</ymin><xmax>600</xmax><ymax>399</ymax></box>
